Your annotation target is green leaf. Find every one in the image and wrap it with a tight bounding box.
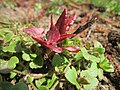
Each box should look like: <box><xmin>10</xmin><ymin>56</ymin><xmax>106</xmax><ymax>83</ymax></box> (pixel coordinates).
<box><xmin>89</xmin><ymin>62</ymin><xmax>98</xmax><ymax>77</ymax></box>
<box><xmin>8</xmin><ymin>56</ymin><xmax>19</xmax><ymax>69</ymax></box>
<box><xmin>81</xmin><ymin>62</ymin><xmax>98</xmax><ymax>78</ymax></box>
<box><xmin>63</xmin><ymin>38</ymin><xmax>73</xmax><ymax>46</ymax></box>
<box><xmin>0</xmin><ymin>30</ymin><xmax>6</xmax><ymax>38</ymax></box>
<box><xmin>74</xmin><ymin>51</ymin><xmax>83</xmax><ymax>60</ymax></box>
<box><xmin>80</xmin><ymin>70</ymin><xmax>90</xmax><ymax>77</ymax></box>
<box><xmin>0</xmin><ymin>60</ymin><xmax>11</xmax><ymax>74</ymax></box>
<box><xmin>4</xmin><ymin>33</ymin><xmax>14</xmax><ymax>42</ymax></box>
<box><xmin>29</xmin><ymin>62</ymin><xmax>42</xmax><ymax>69</ymax></box>
<box><xmin>13</xmin><ymin>82</ymin><xmax>29</xmax><ymax>90</ymax></box>
<box><xmin>90</xmin><ymin>62</ymin><xmax>97</xmax><ymax>69</ymax></box>
<box><xmin>27</xmin><ymin>76</ymin><xmax>34</xmax><ymax>83</ymax></box>
<box><xmin>47</xmin><ymin>73</ymin><xmax>57</xmax><ymax>88</ymax></box>
<box><xmin>37</xmin><ymin>86</ymin><xmax>48</xmax><ymax>90</ymax></box>
<box><xmin>83</xmin><ymin>77</ymin><xmax>99</xmax><ymax>90</ymax></box>
<box><xmin>10</xmin><ymin>72</ymin><xmax>17</xmax><ymax>79</ymax></box>
<box><xmin>98</xmin><ymin>69</ymin><xmax>103</xmax><ymax>80</ymax></box>
<box><xmin>22</xmin><ymin>53</ymin><xmax>31</xmax><ymax>61</ymax></box>
<box><xmin>35</xmin><ymin>78</ymin><xmax>46</xmax><ymax>87</ymax></box>
<box><xmin>81</xmin><ymin>69</ymin><xmax>98</xmax><ymax>78</ymax></box>
<box><xmin>65</xmin><ymin>67</ymin><xmax>80</xmax><ymax>89</ymax></box>
<box><xmin>81</xmin><ymin>47</ymin><xmax>90</xmax><ymax>60</ymax></box>
<box><xmin>52</xmin><ymin>54</ymin><xmax>69</xmax><ymax>67</ymax></box>
<box><xmin>94</xmin><ymin>41</ymin><xmax>103</xmax><ymax>48</ymax></box>
<box><xmin>0</xmin><ymin>57</ymin><xmax>19</xmax><ymax>73</ymax></box>
<box><xmin>29</xmin><ymin>55</ymin><xmax>43</xmax><ymax>69</ymax></box>
<box><xmin>2</xmin><ymin>40</ymin><xmax>21</xmax><ymax>52</ymax></box>
<box><xmin>86</xmin><ymin>42</ymin><xmax>91</xmax><ymax>49</ymax></box>
<box><xmin>89</xmin><ymin>55</ymin><xmax>100</xmax><ymax>63</ymax></box>
<box><xmin>74</xmin><ymin>37</ymin><xmax>82</xmax><ymax>45</ymax></box>
<box><xmin>93</xmin><ymin>48</ymin><xmax>105</xmax><ymax>54</ymax></box>
<box><xmin>30</xmin><ymin>53</ymin><xmax>37</xmax><ymax>58</ymax></box>
<box><xmin>0</xmin><ymin>81</ymin><xmax>13</xmax><ymax>90</ymax></box>
<box><xmin>10</xmin><ymin>56</ymin><xmax>19</xmax><ymax>63</ymax></box>
<box><xmin>99</xmin><ymin>58</ymin><xmax>114</xmax><ymax>72</ymax></box>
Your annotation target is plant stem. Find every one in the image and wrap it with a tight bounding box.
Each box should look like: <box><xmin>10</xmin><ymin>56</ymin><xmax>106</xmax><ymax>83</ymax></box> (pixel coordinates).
<box><xmin>50</xmin><ymin>63</ymin><xmax>71</xmax><ymax>90</ymax></box>
<box><xmin>12</xmin><ymin>69</ymin><xmax>26</xmax><ymax>75</ymax></box>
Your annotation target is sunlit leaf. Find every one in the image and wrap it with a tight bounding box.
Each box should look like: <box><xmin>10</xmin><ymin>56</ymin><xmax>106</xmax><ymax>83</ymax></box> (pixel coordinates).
<box><xmin>47</xmin><ymin>73</ymin><xmax>57</xmax><ymax>88</ymax></box>
<box><xmin>83</xmin><ymin>77</ymin><xmax>99</xmax><ymax>90</ymax></box>
<box><xmin>99</xmin><ymin>58</ymin><xmax>114</xmax><ymax>72</ymax></box>
<box><xmin>94</xmin><ymin>41</ymin><xmax>103</xmax><ymax>48</ymax></box>
<box><xmin>81</xmin><ymin>47</ymin><xmax>90</xmax><ymax>60</ymax></box>
<box><xmin>35</xmin><ymin>78</ymin><xmax>46</xmax><ymax>87</ymax></box>
<box><xmin>65</xmin><ymin>67</ymin><xmax>80</xmax><ymax>89</ymax></box>
<box><xmin>98</xmin><ymin>69</ymin><xmax>103</xmax><ymax>80</ymax></box>
<box><xmin>10</xmin><ymin>72</ymin><xmax>17</xmax><ymax>79</ymax></box>
<box><xmin>27</xmin><ymin>76</ymin><xmax>34</xmax><ymax>83</ymax></box>
<box><xmin>29</xmin><ymin>62</ymin><xmax>42</xmax><ymax>69</ymax></box>
<box><xmin>74</xmin><ymin>51</ymin><xmax>83</xmax><ymax>60</ymax></box>
<box><xmin>93</xmin><ymin>47</ymin><xmax>105</xmax><ymax>54</ymax></box>
<box><xmin>8</xmin><ymin>56</ymin><xmax>19</xmax><ymax>69</ymax></box>
<box><xmin>4</xmin><ymin>33</ymin><xmax>14</xmax><ymax>42</ymax></box>
<box><xmin>89</xmin><ymin>55</ymin><xmax>100</xmax><ymax>63</ymax></box>
<box><xmin>22</xmin><ymin>53</ymin><xmax>31</xmax><ymax>61</ymax></box>
<box><xmin>0</xmin><ymin>60</ymin><xmax>10</xmax><ymax>74</ymax></box>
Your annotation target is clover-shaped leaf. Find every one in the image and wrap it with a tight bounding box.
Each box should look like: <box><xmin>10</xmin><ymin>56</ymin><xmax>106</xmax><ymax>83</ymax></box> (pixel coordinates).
<box><xmin>8</xmin><ymin>56</ymin><xmax>19</xmax><ymax>69</ymax></box>
<box><xmin>22</xmin><ymin>53</ymin><xmax>31</xmax><ymax>61</ymax></box>
<box><xmin>0</xmin><ymin>60</ymin><xmax>10</xmax><ymax>74</ymax></box>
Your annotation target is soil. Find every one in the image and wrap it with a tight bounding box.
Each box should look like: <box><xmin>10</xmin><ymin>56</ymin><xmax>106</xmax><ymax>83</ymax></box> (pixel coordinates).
<box><xmin>0</xmin><ymin>0</ymin><xmax>120</xmax><ymax>90</ymax></box>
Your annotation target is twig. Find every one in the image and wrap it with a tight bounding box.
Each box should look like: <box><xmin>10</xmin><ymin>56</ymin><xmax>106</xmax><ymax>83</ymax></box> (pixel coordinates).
<box><xmin>12</xmin><ymin>69</ymin><xmax>26</xmax><ymax>75</ymax></box>
<box><xmin>29</xmin><ymin>73</ymin><xmax>48</xmax><ymax>79</ymax></box>
<box><xmin>73</xmin><ymin>16</ymin><xmax>97</xmax><ymax>35</ymax></box>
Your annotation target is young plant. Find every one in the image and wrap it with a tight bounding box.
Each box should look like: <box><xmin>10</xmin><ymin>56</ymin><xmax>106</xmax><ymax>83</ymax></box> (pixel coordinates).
<box><xmin>23</xmin><ymin>9</ymin><xmax>79</xmax><ymax>53</ymax></box>
<box><xmin>0</xmin><ymin>8</ymin><xmax>114</xmax><ymax>90</ymax></box>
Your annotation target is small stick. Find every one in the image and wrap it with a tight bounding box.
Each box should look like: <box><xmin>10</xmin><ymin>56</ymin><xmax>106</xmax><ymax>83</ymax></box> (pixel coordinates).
<box><xmin>73</xmin><ymin>16</ymin><xmax>97</xmax><ymax>35</ymax></box>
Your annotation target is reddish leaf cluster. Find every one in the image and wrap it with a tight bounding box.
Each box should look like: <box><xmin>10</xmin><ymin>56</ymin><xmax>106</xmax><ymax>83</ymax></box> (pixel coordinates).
<box><xmin>23</xmin><ymin>9</ymin><xmax>79</xmax><ymax>53</ymax></box>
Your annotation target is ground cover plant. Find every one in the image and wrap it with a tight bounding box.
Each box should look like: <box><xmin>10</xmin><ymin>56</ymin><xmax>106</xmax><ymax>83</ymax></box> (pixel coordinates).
<box><xmin>0</xmin><ymin>0</ymin><xmax>120</xmax><ymax>90</ymax></box>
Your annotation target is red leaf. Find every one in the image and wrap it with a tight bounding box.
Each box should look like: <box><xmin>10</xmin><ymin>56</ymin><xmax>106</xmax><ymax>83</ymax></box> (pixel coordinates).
<box><xmin>43</xmin><ymin>44</ymin><xmax>62</xmax><ymax>53</ymax></box>
<box><xmin>55</xmin><ymin>9</ymin><xmax>76</xmax><ymax>34</ymax></box>
<box><xmin>47</xmin><ymin>15</ymin><xmax>60</xmax><ymax>44</ymax></box>
<box><xmin>23</xmin><ymin>27</ymin><xmax>44</xmax><ymax>39</ymax></box>
<box><xmin>58</xmin><ymin>34</ymin><xmax>75</xmax><ymax>42</ymax></box>
<box><xmin>55</xmin><ymin>9</ymin><xmax>67</xmax><ymax>34</ymax></box>
<box><xmin>67</xmin><ymin>13</ymin><xmax>76</xmax><ymax>26</ymax></box>
<box><xmin>32</xmin><ymin>37</ymin><xmax>62</xmax><ymax>53</ymax></box>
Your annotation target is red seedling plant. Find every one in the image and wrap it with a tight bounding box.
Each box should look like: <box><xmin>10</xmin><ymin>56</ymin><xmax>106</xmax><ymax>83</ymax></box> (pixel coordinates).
<box><xmin>23</xmin><ymin>9</ymin><xmax>79</xmax><ymax>53</ymax></box>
